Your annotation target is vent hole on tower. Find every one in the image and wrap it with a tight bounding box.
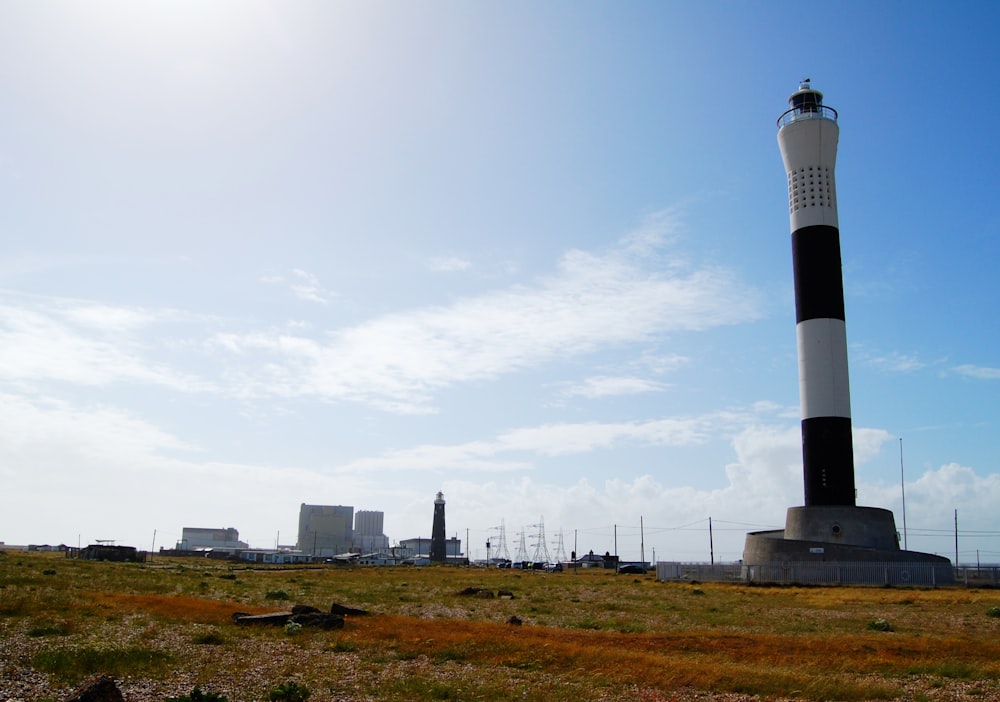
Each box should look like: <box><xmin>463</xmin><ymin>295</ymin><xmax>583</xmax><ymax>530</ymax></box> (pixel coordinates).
<box><xmin>831</xmin><ymin>523</ymin><xmax>842</xmax><ymax>537</ymax></box>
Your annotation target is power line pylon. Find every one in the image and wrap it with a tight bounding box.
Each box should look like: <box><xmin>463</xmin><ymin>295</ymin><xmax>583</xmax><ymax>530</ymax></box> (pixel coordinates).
<box><xmin>514</xmin><ymin>529</ymin><xmax>529</xmax><ymax>565</ymax></box>
<box><xmin>489</xmin><ymin>519</ymin><xmax>511</xmax><ymax>563</ymax></box>
<box><xmin>552</xmin><ymin>528</ymin><xmax>568</xmax><ymax>563</ymax></box>
<box><xmin>530</xmin><ymin>518</ymin><xmax>551</xmax><ymax>564</ymax></box>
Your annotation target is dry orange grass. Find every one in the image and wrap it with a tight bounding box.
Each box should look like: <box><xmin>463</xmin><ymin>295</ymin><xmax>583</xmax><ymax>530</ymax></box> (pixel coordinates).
<box><xmin>87</xmin><ymin>592</ymin><xmax>274</xmax><ymax>623</ymax></box>
<box><xmin>333</xmin><ymin>612</ymin><xmax>1000</xmax><ymax>699</ymax></box>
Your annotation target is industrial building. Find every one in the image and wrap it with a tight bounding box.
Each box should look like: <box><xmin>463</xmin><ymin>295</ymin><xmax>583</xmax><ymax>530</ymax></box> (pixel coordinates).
<box><xmin>353</xmin><ymin>509</ymin><xmax>390</xmax><ymax>553</ymax></box>
<box><xmin>297</xmin><ymin>504</ymin><xmax>354</xmax><ymax>556</ymax></box>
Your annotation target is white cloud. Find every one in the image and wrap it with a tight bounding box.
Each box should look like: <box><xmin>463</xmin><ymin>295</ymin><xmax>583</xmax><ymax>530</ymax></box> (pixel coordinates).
<box><xmin>634</xmin><ymin>352</ymin><xmax>689</xmax><ymax>375</ymax></box>
<box><xmin>953</xmin><ymin>364</ymin><xmax>1000</xmax><ymax>380</ymax></box>
<box><xmin>216</xmin><ymin>229</ymin><xmax>765</xmax><ymax>412</ymax></box>
<box><xmin>335</xmin><ymin>410</ymin><xmax>756</xmax><ymax>478</ymax></box>
<box><xmin>620</xmin><ymin>209</ymin><xmax>682</xmax><ymax>257</ymax></box>
<box><xmin>259</xmin><ymin>270</ymin><xmax>336</xmax><ymax>305</ymax></box>
<box><xmin>59</xmin><ymin>303</ymin><xmax>155</xmax><ymax>332</ymax></box>
<box><xmin>863</xmin><ymin>351</ymin><xmax>926</xmax><ymax>373</ymax></box>
<box><xmin>428</xmin><ymin>256</ymin><xmax>472</xmax><ymax>273</ymax></box>
<box><xmin>864</xmin><ymin>461</ymin><xmax>1000</xmax><ymax>556</ymax></box>
<box><xmin>562</xmin><ymin>375</ymin><xmax>668</xmax><ymax>399</ymax></box>
<box><xmin>290</xmin><ymin>269</ymin><xmax>334</xmax><ymax>305</ymax></box>
<box><xmin>0</xmin><ymin>392</ymin><xmax>192</xmax><ymax>467</ymax></box>
<box><xmin>908</xmin><ymin>462</ymin><xmax>1000</xmax><ymax>515</ymax></box>
<box><xmin>0</xmin><ymin>298</ymin><xmax>210</xmax><ymax>392</ymax></box>
<box><xmin>724</xmin><ymin>424</ymin><xmax>803</xmax><ymax>507</ymax></box>
<box><xmin>496</xmin><ymin>418</ymin><xmax>713</xmax><ymax>456</ymax></box>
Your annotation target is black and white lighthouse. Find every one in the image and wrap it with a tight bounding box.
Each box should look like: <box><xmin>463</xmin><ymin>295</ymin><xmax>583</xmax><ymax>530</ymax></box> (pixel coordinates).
<box><xmin>740</xmin><ymin>82</ymin><xmax>953</xmax><ymax>583</ymax></box>
<box><xmin>430</xmin><ymin>491</ymin><xmax>447</xmax><ymax>563</ymax></box>
<box><xmin>778</xmin><ymin>80</ymin><xmax>856</xmax><ymax>507</ymax></box>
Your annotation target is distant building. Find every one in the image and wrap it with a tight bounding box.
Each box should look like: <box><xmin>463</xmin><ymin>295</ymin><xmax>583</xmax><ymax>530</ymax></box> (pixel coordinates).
<box><xmin>176</xmin><ymin>527</ymin><xmax>248</xmax><ymax>552</ymax></box>
<box><xmin>353</xmin><ymin>510</ymin><xmax>389</xmax><ymax>553</ymax></box>
<box><xmin>238</xmin><ymin>550</ymin><xmax>312</xmax><ymax>565</ymax></box>
<box><xmin>399</xmin><ymin>536</ymin><xmax>462</xmax><ymax>560</ymax></box>
<box><xmin>297</xmin><ymin>504</ymin><xmax>353</xmax><ymax>556</ymax></box>
<box><xmin>73</xmin><ymin>544</ymin><xmax>145</xmax><ymax>563</ymax></box>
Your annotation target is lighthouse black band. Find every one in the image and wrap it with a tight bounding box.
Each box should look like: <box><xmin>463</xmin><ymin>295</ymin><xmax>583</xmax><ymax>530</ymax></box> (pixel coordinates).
<box><xmin>792</xmin><ymin>224</ymin><xmax>846</xmax><ymax>324</ymax></box>
<box><xmin>801</xmin><ymin>416</ymin><xmax>857</xmax><ymax>506</ymax></box>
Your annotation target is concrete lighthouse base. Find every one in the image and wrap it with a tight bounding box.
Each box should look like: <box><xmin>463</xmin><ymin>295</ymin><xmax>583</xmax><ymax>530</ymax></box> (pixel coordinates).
<box><xmin>742</xmin><ymin>506</ymin><xmax>954</xmax><ymax>585</ymax></box>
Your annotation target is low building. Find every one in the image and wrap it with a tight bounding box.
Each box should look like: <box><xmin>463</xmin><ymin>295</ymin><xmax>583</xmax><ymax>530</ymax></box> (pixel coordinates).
<box><xmin>72</xmin><ymin>544</ymin><xmax>146</xmax><ymax>563</ymax></box>
<box><xmin>238</xmin><ymin>550</ymin><xmax>312</xmax><ymax>565</ymax></box>
<box><xmin>399</xmin><ymin>536</ymin><xmax>464</xmax><ymax>564</ymax></box>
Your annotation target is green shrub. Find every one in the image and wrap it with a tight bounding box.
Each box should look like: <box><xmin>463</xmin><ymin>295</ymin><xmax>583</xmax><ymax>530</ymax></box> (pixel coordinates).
<box><xmin>284</xmin><ymin>620</ymin><xmax>303</xmax><ymax>635</ymax></box>
<box><xmin>268</xmin><ymin>681</ymin><xmax>311</xmax><ymax>701</ymax></box>
<box><xmin>27</xmin><ymin>622</ymin><xmax>71</xmax><ymax>637</ymax></box>
<box><xmin>986</xmin><ymin>606</ymin><xmax>1000</xmax><ymax>618</ymax></box>
<box><xmin>192</xmin><ymin>630</ymin><xmax>225</xmax><ymax>645</ymax></box>
<box><xmin>265</xmin><ymin>590</ymin><xmax>290</xmax><ymax>601</ymax></box>
<box><xmin>325</xmin><ymin>639</ymin><xmax>358</xmax><ymax>653</ymax></box>
<box><xmin>867</xmin><ymin>618</ymin><xmax>893</xmax><ymax>632</ymax></box>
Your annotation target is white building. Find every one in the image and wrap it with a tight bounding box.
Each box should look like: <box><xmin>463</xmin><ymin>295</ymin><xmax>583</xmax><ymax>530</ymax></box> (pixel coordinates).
<box><xmin>353</xmin><ymin>510</ymin><xmax>390</xmax><ymax>552</ymax></box>
<box><xmin>399</xmin><ymin>536</ymin><xmax>462</xmax><ymax>560</ymax></box>
<box><xmin>176</xmin><ymin>527</ymin><xmax>248</xmax><ymax>551</ymax></box>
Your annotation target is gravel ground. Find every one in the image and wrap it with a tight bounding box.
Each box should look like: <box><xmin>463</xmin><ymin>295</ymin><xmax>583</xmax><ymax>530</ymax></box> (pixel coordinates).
<box><xmin>4</xmin><ymin>616</ymin><xmax>1000</xmax><ymax>702</ymax></box>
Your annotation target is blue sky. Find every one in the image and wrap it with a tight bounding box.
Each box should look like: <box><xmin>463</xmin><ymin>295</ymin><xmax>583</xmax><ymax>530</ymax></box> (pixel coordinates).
<box><xmin>1</xmin><ymin>1</ymin><xmax>998</xmax><ymax>563</ymax></box>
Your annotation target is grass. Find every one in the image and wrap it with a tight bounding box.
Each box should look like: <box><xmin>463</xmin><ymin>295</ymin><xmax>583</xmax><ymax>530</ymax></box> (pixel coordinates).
<box><xmin>32</xmin><ymin>645</ymin><xmax>173</xmax><ymax>683</ymax></box>
<box><xmin>2</xmin><ymin>552</ymin><xmax>1000</xmax><ymax>700</ymax></box>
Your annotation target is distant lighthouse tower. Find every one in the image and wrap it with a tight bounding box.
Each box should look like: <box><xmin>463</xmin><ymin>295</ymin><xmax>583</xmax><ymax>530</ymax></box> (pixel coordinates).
<box><xmin>430</xmin><ymin>491</ymin><xmax>447</xmax><ymax>563</ymax></box>
<box><xmin>740</xmin><ymin>82</ymin><xmax>953</xmax><ymax>583</ymax></box>
<box><xmin>778</xmin><ymin>79</ymin><xmax>856</xmax><ymax>507</ymax></box>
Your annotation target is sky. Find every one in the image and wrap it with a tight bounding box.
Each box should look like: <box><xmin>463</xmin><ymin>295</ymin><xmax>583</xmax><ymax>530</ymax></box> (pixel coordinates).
<box><xmin>1</xmin><ymin>1</ymin><xmax>998</xmax><ymax>564</ymax></box>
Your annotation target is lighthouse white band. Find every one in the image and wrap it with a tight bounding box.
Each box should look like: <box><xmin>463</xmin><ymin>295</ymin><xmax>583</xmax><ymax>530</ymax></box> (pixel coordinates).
<box><xmin>778</xmin><ymin>117</ymin><xmax>840</xmax><ymax>232</ymax></box>
<box><xmin>796</xmin><ymin>317</ymin><xmax>852</xmax><ymax>420</ymax></box>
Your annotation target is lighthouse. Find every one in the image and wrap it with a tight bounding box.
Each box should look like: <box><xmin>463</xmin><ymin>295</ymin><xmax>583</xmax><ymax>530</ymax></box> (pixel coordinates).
<box><xmin>430</xmin><ymin>491</ymin><xmax>447</xmax><ymax>563</ymax></box>
<box><xmin>739</xmin><ymin>82</ymin><xmax>953</xmax><ymax>583</ymax></box>
<box><xmin>778</xmin><ymin>80</ymin><xmax>856</xmax><ymax>507</ymax></box>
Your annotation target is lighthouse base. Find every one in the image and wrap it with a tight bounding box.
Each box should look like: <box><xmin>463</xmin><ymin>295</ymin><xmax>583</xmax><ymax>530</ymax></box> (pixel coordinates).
<box><xmin>742</xmin><ymin>506</ymin><xmax>954</xmax><ymax>585</ymax></box>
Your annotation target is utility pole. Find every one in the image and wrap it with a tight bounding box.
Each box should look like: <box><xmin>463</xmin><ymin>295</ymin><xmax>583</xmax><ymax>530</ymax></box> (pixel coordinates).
<box><xmin>709</xmin><ymin>517</ymin><xmax>715</xmax><ymax>566</ymax></box>
<box><xmin>954</xmin><ymin>509</ymin><xmax>959</xmax><ymax>567</ymax></box>
<box><xmin>899</xmin><ymin>438</ymin><xmax>908</xmax><ymax>550</ymax></box>
<box><xmin>640</xmin><ymin>516</ymin><xmax>645</xmax><ymax>568</ymax></box>
<box><xmin>574</xmin><ymin>529</ymin><xmax>578</xmax><ymax>576</ymax></box>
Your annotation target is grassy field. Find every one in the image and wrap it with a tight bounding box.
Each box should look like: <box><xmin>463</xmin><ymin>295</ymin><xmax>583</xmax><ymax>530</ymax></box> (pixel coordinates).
<box><xmin>2</xmin><ymin>550</ymin><xmax>1000</xmax><ymax>701</ymax></box>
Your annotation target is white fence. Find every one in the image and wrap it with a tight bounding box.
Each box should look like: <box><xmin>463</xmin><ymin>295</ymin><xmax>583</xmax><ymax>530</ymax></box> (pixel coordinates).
<box><xmin>656</xmin><ymin>561</ymin><xmax>966</xmax><ymax>587</ymax></box>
